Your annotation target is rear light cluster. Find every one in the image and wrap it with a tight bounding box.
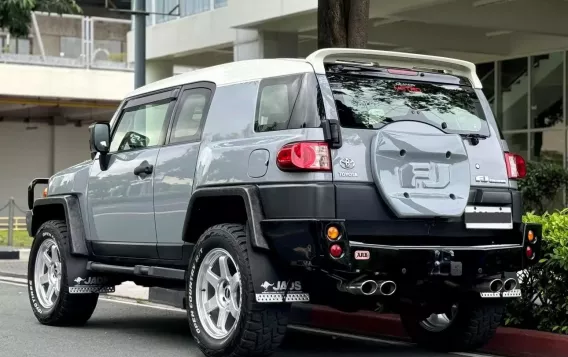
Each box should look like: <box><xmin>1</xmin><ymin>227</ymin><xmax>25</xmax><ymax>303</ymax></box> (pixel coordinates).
<box><xmin>276</xmin><ymin>142</ymin><xmax>331</xmax><ymax>171</ymax></box>
<box><xmin>525</xmin><ymin>229</ymin><xmax>537</xmax><ymax>260</ymax></box>
<box><xmin>326</xmin><ymin>224</ymin><xmax>344</xmax><ymax>259</ymax></box>
<box><xmin>504</xmin><ymin>152</ymin><xmax>526</xmax><ymax>179</ymax></box>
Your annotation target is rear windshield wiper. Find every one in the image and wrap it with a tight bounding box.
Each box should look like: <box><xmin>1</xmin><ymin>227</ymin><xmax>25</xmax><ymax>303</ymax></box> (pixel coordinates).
<box><xmin>460</xmin><ymin>133</ymin><xmax>488</xmax><ymax>145</ymax></box>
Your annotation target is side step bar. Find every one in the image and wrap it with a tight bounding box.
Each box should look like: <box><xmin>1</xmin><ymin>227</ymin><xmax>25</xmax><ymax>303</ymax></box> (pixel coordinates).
<box><xmin>87</xmin><ymin>262</ymin><xmax>185</xmax><ymax>281</ymax></box>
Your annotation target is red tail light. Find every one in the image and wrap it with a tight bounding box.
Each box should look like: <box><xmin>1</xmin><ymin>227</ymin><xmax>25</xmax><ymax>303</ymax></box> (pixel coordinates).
<box><xmin>277</xmin><ymin>142</ymin><xmax>331</xmax><ymax>171</ymax></box>
<box><xmin>504</xmin><ymin>152</ymin><xmax>526</xmax><ymax>179</ymax></box>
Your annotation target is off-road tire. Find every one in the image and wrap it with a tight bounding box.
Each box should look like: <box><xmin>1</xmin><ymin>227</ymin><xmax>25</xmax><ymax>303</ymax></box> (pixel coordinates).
<box><xmin>400</xmin><ymin>298</ymin><xmax>504</xmax><ymax>352</ymax></box>
<box><xmin>28</xmin><ymin>220</ymin><xmax>99</xmax><ymax>326</ymax></box>
<box><xmin>187</xmin><ymin>223</ymin><xmax>289</xmax><ymax>357</ymax></box>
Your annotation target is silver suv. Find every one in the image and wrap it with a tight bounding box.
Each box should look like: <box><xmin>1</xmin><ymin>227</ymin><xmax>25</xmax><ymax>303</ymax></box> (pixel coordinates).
<box><xmin>26</xmin><ymin>49</ymin><xmax>542</xmax><ymax>356</ymax></box>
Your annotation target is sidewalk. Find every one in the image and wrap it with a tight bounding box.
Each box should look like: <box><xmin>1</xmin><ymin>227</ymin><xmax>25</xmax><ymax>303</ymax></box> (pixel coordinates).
<box><xmin>0</xmin><ymin>252</ymin><xmax>149</xmax><ymax>301</ymax></box>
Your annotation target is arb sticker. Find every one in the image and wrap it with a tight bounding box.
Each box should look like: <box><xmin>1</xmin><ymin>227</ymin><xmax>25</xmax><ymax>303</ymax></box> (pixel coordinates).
<box><xmin>354</xmin><ymin>250</ymin><xmax>370</xmax><ymax>260</ymax></box>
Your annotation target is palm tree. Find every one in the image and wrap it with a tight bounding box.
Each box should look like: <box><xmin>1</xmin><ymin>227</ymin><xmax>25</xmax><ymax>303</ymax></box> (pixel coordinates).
<box><xmin>0</xmin><ymin>0</ymin><xmax>81</xmax><ymax>37</ymax></box>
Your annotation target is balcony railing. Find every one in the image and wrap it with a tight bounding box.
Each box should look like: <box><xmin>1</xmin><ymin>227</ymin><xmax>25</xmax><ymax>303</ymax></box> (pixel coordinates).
<box><xmin>0</xmin><ymin>12</ymin><xmax>133</xmax><ymax>71</ymax></box>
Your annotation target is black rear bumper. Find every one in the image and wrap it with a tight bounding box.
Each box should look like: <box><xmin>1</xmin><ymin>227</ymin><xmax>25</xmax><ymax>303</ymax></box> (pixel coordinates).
<box><xmin>257</xmin><ymin>182</ymin><xmax>539</xmax><ymax>280</ymax></box>
<box><xmin>261</xmin><ymin>219</ymin><xmax>542</xmax><ymax>280</ymax></box>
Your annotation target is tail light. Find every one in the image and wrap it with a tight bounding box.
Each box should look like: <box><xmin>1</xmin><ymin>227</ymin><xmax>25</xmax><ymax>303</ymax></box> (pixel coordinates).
<box><xmin>504</xmin><ymin>152</ymin><xmax>526</xmax><ymax>179</ymax></box>
<box><xmin>276</xmin><ymin>142</ymin><xmax>331</xmax><ymax>171</ymax></box>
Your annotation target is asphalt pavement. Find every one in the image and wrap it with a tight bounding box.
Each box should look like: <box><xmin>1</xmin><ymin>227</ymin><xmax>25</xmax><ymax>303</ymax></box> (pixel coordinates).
<box><xmin>0</xmin><ymin>278</ymin><xmax>493</xmax><ymax>357</ymax></box>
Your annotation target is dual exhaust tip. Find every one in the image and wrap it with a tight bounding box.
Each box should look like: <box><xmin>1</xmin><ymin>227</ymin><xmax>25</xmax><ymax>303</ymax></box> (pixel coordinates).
<box><xmin>486</xmin><ymin>278</ymin><xmax>517</xmax><ymax>293</ymax></box>
<box><xmin>345</xmin><ymin>280</ymin><xmax>397</xmax><ymax>296</ymax></box>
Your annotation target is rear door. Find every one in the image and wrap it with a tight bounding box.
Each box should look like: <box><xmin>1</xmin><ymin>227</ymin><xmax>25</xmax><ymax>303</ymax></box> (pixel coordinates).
<box><xmin>308</xmin><ymin>50</ymin><xmax>510</xmax><ymax>220</ymax></box>
<box><xmin>153</xmin><ymin>83</ymin><xmax>213</xmax><ymax>260</ymax></box>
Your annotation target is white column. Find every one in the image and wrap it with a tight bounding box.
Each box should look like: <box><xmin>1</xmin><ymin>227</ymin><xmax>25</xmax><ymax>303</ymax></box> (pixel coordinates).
<box><xmin>146</xmin><ymin>60</ymin><xmax>174</xmax><ymax>84</ymax></box>
<box><xmin>233</xmin><ymin>30</ymin><xmax>299</xmax><ymax>61</ymax></box>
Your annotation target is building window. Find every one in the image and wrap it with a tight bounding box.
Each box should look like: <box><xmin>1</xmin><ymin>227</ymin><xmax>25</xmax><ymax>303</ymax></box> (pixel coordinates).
<box><xmin>214</xmin><ymin>0</ymin><xmax>228</xmax><ymax>8</ymax></box>
<box><xmin>478</xmin><ymin>51</ymin><xmax>567</xmax><ymax>210</ymax></box>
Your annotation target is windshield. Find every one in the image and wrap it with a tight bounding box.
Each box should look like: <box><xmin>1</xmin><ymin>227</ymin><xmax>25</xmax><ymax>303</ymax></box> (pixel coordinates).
<box><xmin>327</xmin><ymin>72</ymin><xmax>489</xmax><ymax>135</ymax></box>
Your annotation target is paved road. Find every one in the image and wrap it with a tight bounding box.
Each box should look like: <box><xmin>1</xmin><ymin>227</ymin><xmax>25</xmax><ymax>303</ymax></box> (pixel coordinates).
<box><xmin>0</xmin><ymin>280</ymin><xmax>489</xmax><ymax>357</ymax></box>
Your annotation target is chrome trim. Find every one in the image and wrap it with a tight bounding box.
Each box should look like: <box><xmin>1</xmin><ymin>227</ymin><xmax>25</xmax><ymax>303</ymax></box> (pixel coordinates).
<box><xmin>349</xmin><ymin>242</ymin><xmax>522</xmax><ymax>251</ymax></box>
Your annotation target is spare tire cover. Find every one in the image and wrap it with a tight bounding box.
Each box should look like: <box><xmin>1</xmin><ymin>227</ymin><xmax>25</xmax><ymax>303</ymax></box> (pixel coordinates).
<box><xmin>371</xmin><ymin>121</ymin><xmax>470</xmax><ymax>218</ymax></box>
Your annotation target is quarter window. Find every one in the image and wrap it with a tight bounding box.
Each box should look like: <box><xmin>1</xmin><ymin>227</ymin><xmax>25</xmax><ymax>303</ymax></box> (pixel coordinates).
<box><xmin>170</xmin><ymin>88</ymin><xmax>211</xmax><ymax>144</ymax></box>
<box><xmin>255</xmin><ymin>75</ymin><xmax>302</xmax><ymax>132</ymax></box>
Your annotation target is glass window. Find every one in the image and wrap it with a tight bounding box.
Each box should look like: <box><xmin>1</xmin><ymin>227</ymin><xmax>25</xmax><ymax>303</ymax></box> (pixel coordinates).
<box><xmin>328</xmin><ymin>73</ymin><xmax>489</xmax><ymax>135</ymax></box>
<box><xmin>181</xmin><ymin>0</ymin><xmax>211</xmax><ymax>16</ymax></box>
<box><xmin>170</xmin><ymin>89</ymin><xmax>210</xmax><ymax>143</ymax></box>
<box><xmin>531</xmin><ymin>52</ymin><xmax>563</xmax><ymax>129</ymax></box>
<box><xmin>5</xmin><ymin>37</ymin><xmax>32</xmax><ymax>55</ymax></box>
<box><xmin>477</xmin><ymin>62</ymin><xmax>495</xmax><ymax>110</ymax></box>
<box><xmin>504</xmin><ymin>133</ymin><xmax>528</xmax><ymax>160</ymax></box>
<box><xmin>214</xmin><ymin>0</ymin><xmax>228</xmax><ymax>8</ymax></box>
<box><xmin>110</xmin><ymin>101</ymin><xmax>171</xmax><ymax>152</ymax></box>
<box><xmin>255</xmin><ymin>75</ymin><xmax>302</xmax><ymax>132</ymax></box>
<box><xmin>500</xmin><ymin>57</ymin><xmax>528</xmax><ymax>131</ymax></box>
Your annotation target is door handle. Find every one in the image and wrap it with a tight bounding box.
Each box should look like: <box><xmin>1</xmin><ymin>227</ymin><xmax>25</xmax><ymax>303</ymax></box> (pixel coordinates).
<box><xmin>133</xmin><ymin>161</ymin><xmax>153</xmax><ymax>177</ymax></box>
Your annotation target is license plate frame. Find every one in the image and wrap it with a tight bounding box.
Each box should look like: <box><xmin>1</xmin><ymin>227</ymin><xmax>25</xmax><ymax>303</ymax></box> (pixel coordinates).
<box><xmin>464</xmin><ymin>206</ymin><xmax>513</xmax><ymax>230</ymax></box>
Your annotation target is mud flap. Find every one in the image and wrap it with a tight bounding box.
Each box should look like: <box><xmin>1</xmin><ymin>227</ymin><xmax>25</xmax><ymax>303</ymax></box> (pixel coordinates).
<box><xmin>66</xmin><ymin>255</ymin><xmax>116</xmax><ymax>294</ymax></box>
<box><xmin>246</xmin><ymin>235</ymin><xmax>310</xmax><ymax>303</ymax></box>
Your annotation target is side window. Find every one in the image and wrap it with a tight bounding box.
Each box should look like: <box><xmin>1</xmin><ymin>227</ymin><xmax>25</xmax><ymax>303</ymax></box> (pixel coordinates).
<box><xmin>255</xmin><ymin>75</ymin><xmax>302</xmax><ymax>132</ymax></box>
<box><xmin>109</xmin><ymin>100</ymin><xmax>171</xmax><ymax>153</ymax></box>
<box><xmin>169</xmin><ymin>88</ymin><xmax>211</xmax><ymax>144</ymax></box>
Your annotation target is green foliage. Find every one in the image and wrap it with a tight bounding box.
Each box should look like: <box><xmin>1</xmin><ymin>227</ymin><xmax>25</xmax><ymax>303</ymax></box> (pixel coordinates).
<box><xmin>0</xmin><ymin>0</ymin><xmax>81</xmax><ymax>37</ymax></box>
<box><xmin>518</xmin><ymin>161</ymin><xmax>568</xmax><ymax>214</ymax></box>
<box><xmin>505</xmin><ymin>210</ymin><xmax>568</xmax><ymax>333</ymax></box>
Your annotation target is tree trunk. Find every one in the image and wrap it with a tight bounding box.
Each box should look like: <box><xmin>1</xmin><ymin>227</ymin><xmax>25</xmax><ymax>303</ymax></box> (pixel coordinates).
<box><xmin>317</xmin><ymin>0</ymin><xmax>370</xmax><ymax>49</ymax></box>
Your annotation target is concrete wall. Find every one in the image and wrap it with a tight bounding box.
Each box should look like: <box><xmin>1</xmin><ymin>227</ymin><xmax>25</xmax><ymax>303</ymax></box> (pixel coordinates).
<box><xmin>0</xmin><ymin>122</ymin><xmax>90</xmax><ymax>217</ymax></box>
<box><xmin>0</xmin><ymin>63</ymin><xmax>133</xmax><ymax>101</ymax></box>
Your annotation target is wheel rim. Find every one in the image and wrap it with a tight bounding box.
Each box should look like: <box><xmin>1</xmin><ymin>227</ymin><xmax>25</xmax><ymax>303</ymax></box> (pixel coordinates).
<box><xmin>33</xmin><ymin>238</ymin><xmax>62</xmax><ymax>309</ymax></box>
<box><xmin>419</xmin><ymin>304</ymin><xmax>458</xmax><ymax>332</ymax></box>
<box><xmin>195</xmin><ymin>248</ymin><xmax>242</xmax><ymax>340</ymax></box>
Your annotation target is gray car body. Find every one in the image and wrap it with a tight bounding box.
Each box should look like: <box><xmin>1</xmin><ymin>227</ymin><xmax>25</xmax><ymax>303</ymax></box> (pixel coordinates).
<box><xmin>42</xmin><ymin>49</ymin><xmax>513</xmax><ymax>262</ymax></box>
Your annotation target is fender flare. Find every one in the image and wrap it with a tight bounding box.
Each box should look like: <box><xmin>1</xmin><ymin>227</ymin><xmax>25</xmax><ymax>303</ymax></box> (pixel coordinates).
<box><xmin>182</xmin><ymin>185</ymin><xmax>269</xmax><ymax>250</ymax></box>
<box><xmin>28</xmin><ymin>195</ymin><xmax>89</xmax><ymax>256</ymax></box>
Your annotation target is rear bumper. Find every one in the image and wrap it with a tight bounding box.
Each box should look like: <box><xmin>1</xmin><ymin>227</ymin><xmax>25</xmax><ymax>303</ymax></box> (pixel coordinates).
<box><xmin>261</xmin><ymin>219</ymin><xmax>542</xmax><ymax>279</ymax></box>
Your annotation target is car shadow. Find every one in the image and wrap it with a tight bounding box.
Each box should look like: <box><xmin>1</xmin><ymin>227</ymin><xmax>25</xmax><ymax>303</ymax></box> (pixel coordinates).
<box><xmin>83</xmin><ymin>312</ymin><xmax>444</xmax><ymax>357</ymax></box>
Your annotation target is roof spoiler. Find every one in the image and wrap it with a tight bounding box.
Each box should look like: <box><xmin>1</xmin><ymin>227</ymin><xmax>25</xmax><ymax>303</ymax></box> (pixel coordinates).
<box><xmin>306</xmin><ymin>48</ymin><xmax>482</xmax><ymax>88</ymax></box>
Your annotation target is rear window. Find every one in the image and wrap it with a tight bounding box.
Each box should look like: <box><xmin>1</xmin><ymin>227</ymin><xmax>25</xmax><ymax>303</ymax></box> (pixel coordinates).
<box><xmin>327</xmin><ymin>72</ymin><xmax>489</xmax><ymax>135</ymax></box>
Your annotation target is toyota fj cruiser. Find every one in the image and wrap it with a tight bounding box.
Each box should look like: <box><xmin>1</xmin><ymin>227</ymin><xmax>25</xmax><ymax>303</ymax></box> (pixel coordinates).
<box><xmin>26</xmin><ymin>48</ymin><xmax>541</xmax><ymax>356</ymax></box>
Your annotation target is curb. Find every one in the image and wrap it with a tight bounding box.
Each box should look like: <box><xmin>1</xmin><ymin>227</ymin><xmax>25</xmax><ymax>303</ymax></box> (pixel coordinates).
<box><xmin>295</xmin><ymin>304</ymin><xmax>568</xmax><ymax>357</ymax></box>
<box><xmin>0</xmin><ymin>247</ymin><xmax>20</xmax><ymax>260</ymax></box>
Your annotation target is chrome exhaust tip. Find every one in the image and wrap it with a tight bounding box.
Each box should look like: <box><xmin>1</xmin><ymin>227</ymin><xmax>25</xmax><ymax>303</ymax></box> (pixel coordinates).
<box><xmin>377</xmin><ymin>280</ymin><xmax>397</xmax><ymax>296</ymax></box>
<box><xmin>503</xmin><ymin>278</ymin><xmax>517</xmax><ymax>291</ymax></box>
<box><xmin>344</xmin><ymin>280</ymin><xmax>378</xmax><ymax>296</ymax></box>
<box><xmin>489</xmin><ymin>279</ymin><xmax>504</xmax><ymax>292</ymax></box>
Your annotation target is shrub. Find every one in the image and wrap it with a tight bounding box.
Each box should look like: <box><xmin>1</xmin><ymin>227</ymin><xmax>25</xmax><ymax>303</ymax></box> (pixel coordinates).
<box><xmin>504</xmin><ymin>210</ymin><xmax>568</xmax><ymax>333</ymax></box>
<box><xmin>518</xmin><ymin>161</ymin><xmax>568</xmax><ymax>214</ymax></box>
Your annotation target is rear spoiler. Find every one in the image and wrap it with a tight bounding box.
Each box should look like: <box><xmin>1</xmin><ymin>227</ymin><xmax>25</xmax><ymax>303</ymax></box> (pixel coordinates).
<box><xmin>306</xmin><ymin>48</ymin><xmax>482</xmax><ymax>89</ymax></box>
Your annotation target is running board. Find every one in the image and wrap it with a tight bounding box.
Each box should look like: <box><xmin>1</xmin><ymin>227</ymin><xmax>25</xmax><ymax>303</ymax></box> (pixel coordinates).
<box><xmin>87</xmin><ymin>262</ymin><xmax>185</xmax><ymax>281</ymax></box>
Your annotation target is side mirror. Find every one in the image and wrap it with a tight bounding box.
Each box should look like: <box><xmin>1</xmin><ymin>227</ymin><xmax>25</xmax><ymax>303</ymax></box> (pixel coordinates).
<box><xmin>89</xmin><ymin>123</ymin><xmax>110</xmax><ymax>159</ymax></box>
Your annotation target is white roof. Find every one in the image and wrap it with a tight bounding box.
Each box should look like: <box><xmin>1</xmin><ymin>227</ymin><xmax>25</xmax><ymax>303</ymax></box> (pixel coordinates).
<box><xmin>127</xmin><ymin>49</ymin><xmax>481</xmax><ymax>98</ymax></box>
<box><xmin>126</xmin><ymin>58</ymin><xmax>313</xmax><ymax>98</ymax></box>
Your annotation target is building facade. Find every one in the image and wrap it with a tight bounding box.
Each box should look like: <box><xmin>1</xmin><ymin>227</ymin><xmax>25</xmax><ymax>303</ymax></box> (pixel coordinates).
<box><xmin>132</xmin><ymin>0</ymin><xmax>568</xmax><ymax>208</ymax></box>
<box><xmin>0</xmin><ymin>9</ymin><xmax>134</xmax><ymax>215</ymax></box>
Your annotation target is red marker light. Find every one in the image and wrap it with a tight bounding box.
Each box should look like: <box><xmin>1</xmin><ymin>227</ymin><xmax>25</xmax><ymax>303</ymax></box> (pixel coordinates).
<box><xmin>525</xmin><ymin>246</ymin><xmax>535</xmax><ymax>260</ymax></box>
<box><xmin>330</xmin><ymin>244</ymin><xmax>343</xmax><ymax>258</ymax></box>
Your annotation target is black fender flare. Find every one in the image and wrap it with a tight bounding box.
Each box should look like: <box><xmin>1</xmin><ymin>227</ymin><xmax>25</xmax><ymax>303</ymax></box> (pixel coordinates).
<box><xmin>28</xmin><ymin>195</ymin><xmax>89</xmax><ymax>256</ymax></box>
<box><xmin>182</xmin><ymin>185</ymin><xmax>269</xmax><ymax>250</ymax></box>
